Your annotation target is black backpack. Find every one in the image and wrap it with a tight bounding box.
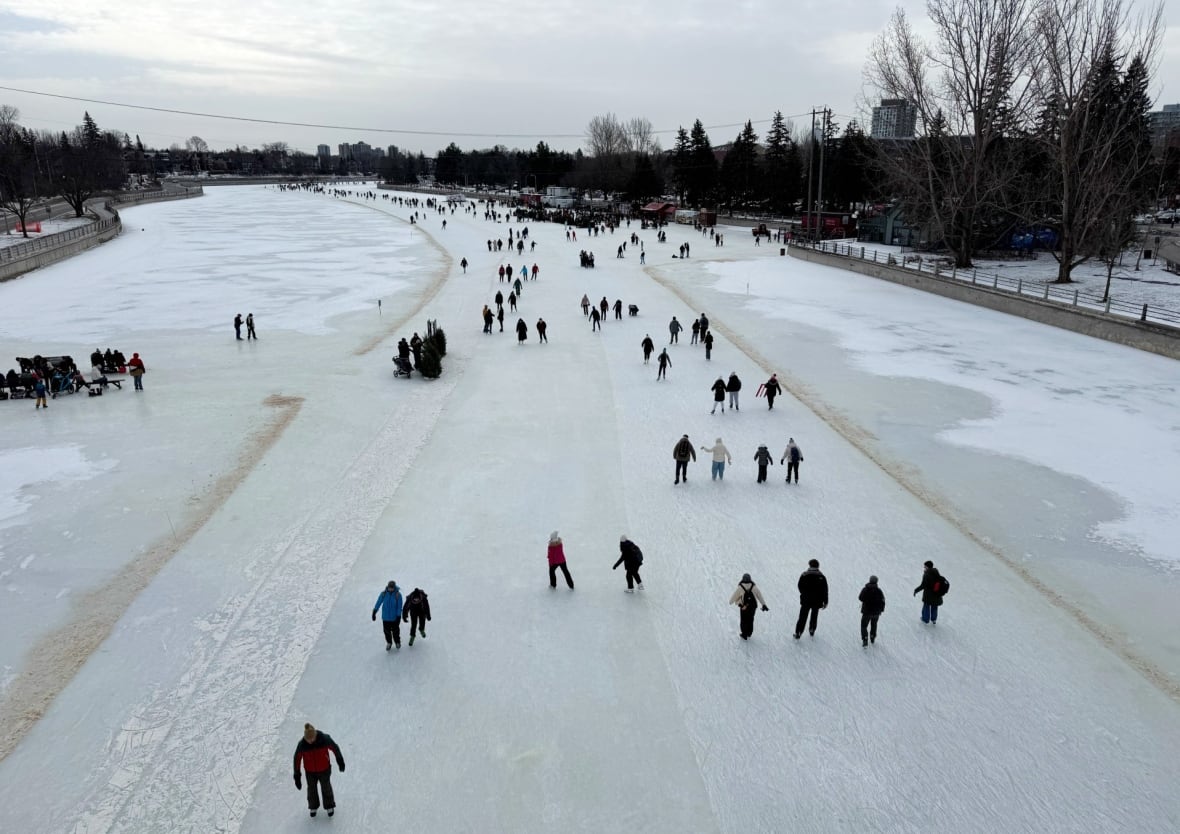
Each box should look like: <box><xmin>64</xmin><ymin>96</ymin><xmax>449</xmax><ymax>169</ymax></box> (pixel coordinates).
<box><xmin>931</xmin><ymin>575</ymin><xmax>950</xmax><ymax>597</ymax></box>
<box><xmin>741</xmin><ymin>584</ymin><xmax>756</xmax><ymax>609</ymax></box>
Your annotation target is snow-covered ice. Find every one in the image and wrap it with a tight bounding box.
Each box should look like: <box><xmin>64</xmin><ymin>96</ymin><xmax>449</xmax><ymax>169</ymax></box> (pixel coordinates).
<box><xmin>0</xmin><ymin>186</ymin><xmax>1177</xmax><ymax>833</ymax></box>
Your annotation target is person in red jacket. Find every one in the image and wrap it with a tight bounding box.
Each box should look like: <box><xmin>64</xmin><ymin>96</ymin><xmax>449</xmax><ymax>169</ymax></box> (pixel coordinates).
<box><xmin>547</xmin><ymin>531</ymin><xmax>574</xmax><ymax>589</ymax></box>
<box><xmin>293</xmin><ymin>723</ymin><xmax>345</xmax><ymax>818</ymax></box>
<box><xmin>127</xmin><ymin>352</ymin><xmax>145</xmax><ymax>391</ymax></box>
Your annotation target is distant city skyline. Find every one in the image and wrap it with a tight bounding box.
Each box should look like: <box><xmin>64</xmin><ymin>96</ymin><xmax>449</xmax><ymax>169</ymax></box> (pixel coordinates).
<box><xmin>1</xmin><ymin>0</ymin><xmax>1179</xmax><ymax>157</ymax></box>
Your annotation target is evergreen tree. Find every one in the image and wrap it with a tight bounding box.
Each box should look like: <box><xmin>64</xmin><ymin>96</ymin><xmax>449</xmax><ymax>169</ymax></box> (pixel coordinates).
<box><xmin>687</xmin><ymin>119</ymin><xmax>717</xmax><ymax>208</ymax></box>
<box><xmin>417</xmin><ymin>338</ymin><xmax>443</xmax><ymax>379</ymax></box>
<box><xmin>719</xmin><ymin>121</ymin><xmax>759</xmax><ymax>213</ymax></box>
<box><xmin>671</xmin><ymin>127</ymin><xmax>691</xmax><ymax>203</ymax></box>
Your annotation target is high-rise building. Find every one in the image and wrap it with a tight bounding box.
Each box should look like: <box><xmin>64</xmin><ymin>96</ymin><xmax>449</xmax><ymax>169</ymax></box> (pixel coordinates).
<box><xmin>317</xmin><ymin>144</ymin><xmax>331</xmax><ymax>158</ymax></box>
<box><xmin>338</xmin><ymin>143</ymin><xmax>352</xmax><ymax>160</ymax></box>
<box><xmin>871</xmin><ymin>99</ymin><xmax>918</xmax><ymax>139</ymax></box>
<box><xmin>1149</xmin><ymin>104</ymin><xmax>1180</xmax><ymax>144</ymax></box>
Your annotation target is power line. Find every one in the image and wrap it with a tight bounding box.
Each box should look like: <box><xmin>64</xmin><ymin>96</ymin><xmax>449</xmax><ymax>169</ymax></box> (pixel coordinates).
<box><xmin>0</xmin><ymin>84</ymin><xmax>818</xmax><ymax>141</ymax></box>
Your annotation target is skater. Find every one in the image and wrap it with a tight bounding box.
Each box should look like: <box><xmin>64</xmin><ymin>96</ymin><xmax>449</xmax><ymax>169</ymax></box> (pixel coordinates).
<box><xmin>497</xmin><ymin>306</ymin><xmax>505</xmax><ymax>332</ymax></box>
<box><xmin>859</xmin><ymin>576</ymin><xmax>886</xmax><ymax>647</ymax></box>
<box><xmin>700</xmin><ymin>437</ymin><xmax>732</xmax><ymax>480</ymax></box>
<box><xmin>547</xmin><ymin>531</ymin><xmax>575</xmax><ymax>589</ymax></box>
<box><xmin>532</xmin><ymin>263</ymin><xmax>539</xmax><ymax>280</ymax></box>
<box><xmin>516</xmin><ymin>318</ymin><xmax>528</xmax><ymax>344</ymax></box>
<box><xmin>234</xmin><ymin>313</ymin><xmax>243</xmax><ymax>340</ymax></box>
<box><xmin>729</xmin><ymin>573</ymin><xmax>769</xmax><ymax>639</ymax></box>
<box><xmin>581</xmin><ymin>294</ymin><xmax>591</xmax><ymax>316</ymax></box>
<box><xmin>794</xmin><ymin>559</ymin><xmax>828</xmax><ymax>638</ymax></box>
<box><xmin>536</xmin><ymin>318</ymin><xmax>548</xmax><ymax>343</ymax></box>
<box><xmin>726</xmin><ymin>372</ymin><xmax>741</xmax><ymax>410</ymax></box>
<box><xmin>33</xmin><ymin>376</ymin><xmax>48</xmax><ymax>409</ymax></box>
<box><xmin>460</xmin><ymin>257</ymin><xmax>468</xmax><ymax>273</ymax></box>
<box><xmin>656</xmin><ymin>348</ymin><xmax>671</xmax><ymax>380</ymax></box>
<box><xmin>293</xmin><ymin>723</ymin><xmax>345</xmax><ymax>818</ymax></box>
<box><xmin>372</xmin><ymin>580</ymin><xmax>404</xmax><ymax>650</ymax></box>
<box><xmin>754</xmin><ymin>444</ymin><xmax>774</xmax><ymax>483</ymax></box>
<box><xmin>641</xmin><ymin>335</ymin><xmax>655</xmax><ymax>363</ymax></box>
<box><xmin>668</xmin><ymin>316</ymin><xmax>682</xmax><ymax>344</ymax></box>
<box><xmin>499</xmin><ymin>265</ymin><xmax>506</xmax><ymax>282</ymax></box>
<box><xmin>762</xmin><ymin>373</ymin><xmax>782</xmax><ymax>410</ymax></box>
<box><xmin>127</xmin><ymin>352</ymin><xmax>146</xmax><ymax>390</ymax></box>
<box><xmin>613</xmin><ymin>299</ymin><xmax>623</xmax><ymax>320</ymax></box>
<box><xmin>703</xmin><ymin>330</ymin><xmax>713</xmax><ymax>360</ymax></box>
<box><xmin>495</xmin><ymin>290</ymin><xmax>504</xmax><ymax>312</ymax></box>
<box><xmin>482</xmin><ymin>306</ymin><xmax>494</xmax><ymax>333</ymax></box>
<box><xmin>514</xmin><ymin>277</ymin><xmax>523</xmax><ymax>296</ymax></box>
<box><xmin>691</xmin><ymin>319</ymin><xmax>701</xmax><ymax>344</ymax></box>
<box><xmin>590</xmin><ymin>306</ymin><xmax>602</xmax><ymax>331</ymax></box>
<box><xmin>599</xmin><ymin>297</ymin><xmax>609</xmax><ymax>320</ymax></box>
<box><xmin>246</xmin><ymin>313</ymin><xmax>257</xmax><ymax>340</ymax></box>
<box><xmin>613</xmin><ymin>534</ymin><xmax>644</xmax><ymax>592</ymax></box>
<box><xmin>782</xmin><ymin>438</ymin><xmax>803</xmax><ymax>483</ymax></box>
<box><xmin>710</xmin><ymin>377</ymin><xmax>727</xmax><ymax>414</ymax></box>
<box><xmin>913</xmin><ymin>560</ymin><xmax>949</xmax><ymax>624</ymax></box>
<box><xmin>673</xmin><ymin>433</ymin><xmax>696</xmax><ymax>484</ymax></box>
<box><xmin>402</xmin><ymin>587</ymin><xmax>431</xmax><ymax>646</ymax></box>
<box><xmin>508</xmin><ymin>291</ymin><xmax>517</xmax><ymax>312</ymax></box>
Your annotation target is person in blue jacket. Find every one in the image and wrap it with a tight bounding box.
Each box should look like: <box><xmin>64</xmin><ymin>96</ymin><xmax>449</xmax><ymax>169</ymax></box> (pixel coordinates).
<box><xmin>372</xmin><ymin>580</ymin><xmax>404</xmax><ymax>650</ymax></box>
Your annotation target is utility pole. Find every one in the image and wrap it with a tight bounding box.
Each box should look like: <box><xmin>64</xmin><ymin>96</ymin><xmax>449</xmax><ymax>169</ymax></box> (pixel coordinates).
<box><xmin>805</xmin><ymin>109</ymin><xmax>816</xmax><ymax>242</ymax></box>
<box><xmin>816</xmin><ymin>108</ymin><xmax>829</xmax><ymax>242</ymax></box>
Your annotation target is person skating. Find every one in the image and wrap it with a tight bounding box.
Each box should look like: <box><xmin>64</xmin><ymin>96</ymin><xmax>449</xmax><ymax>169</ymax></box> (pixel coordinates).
<box><xmin>33</xmin><ymin>376</ymin><xmax>48</xmax><ymax>409</ymax></box>
<box><xmin>599</xmin><ymin>297</ymin><xmax>609</xmax><ymax>320</ymax></box>
<box><xmin>590</xmin><ymin>307</ymin><xmax>602</xmax><ymax>332</ymax></box>
<box><xmin>729</xmin><ymin>573</ymin><xmax>769</xmax><ymax>639</ymax></box>
<box><xmin>699</xmin><ymin>312</ymin><xmax>709</xmax><ymax>334</ymax></box>
<box><xmin>127</xmin><ymin>352</ymin><xmax>146</xmax><ymax>390</ymax></box>
<box><xmin>641</xmin><ymin>335</ymin><xmax>655</xmax><ymax>363</ymax></box>
<box><xmin>581</xmin><ymin>294</ymin><xmax>591</xmax><ymax>316</ymax></box>
<box><xmin>726</xmin><ymin>372</ymin><xmax>742</xmax><ymax>411</ymax></box>
<box><xmin>402</xmin><ymin>587</ymin><xmax>431</xmax><ymax>645</ymax></box>
<box><xmin>497</xmin><ymin>306</ymin><xmax>505</xmax><ymax>332</ymax></box>
<box><xmin>547</xmin><ymin>531</ymin><xmax>575</xmax><ymax>589</ymax></box>
<box><xmin>703</xmin><ymin>330</ymin><xmax>714</xmax><ymax>360</ymax></box>
<box><xmin>913</xmin><ymin>560</ymin><xmax>949</xmax><ymax>624</ymax></box>
<box><xmin>710</xmin><ymin>377</ymin><xmax>727</xmax><ymax>414</ymax></box>
<box><xmin>754</xmin><ymin>444</ymin><xmax>774</xmax><ymax>483</ymax></box>
<box><xmin>691</xmin><ymin>319</ymin><xmax>701</xmax><ymax>345</ymax></box>
<box><xmin>372</xmin><ymin>580</ymin><xmax>404</xmax><ymax>650</ymax></box>
<box><xmin>673</xmin><ymin>433</ymin><xmax>696</xmax><ymax>484</ymax></box>
<box><xmin>514</xmin><ymin>277</ymin><xmax>523</xmax><ymax>296</ymax></box>
<box><xmin>536</xmin><ymin>318</ymin><xmax>548</xmax><ymax>343</ymax></box>
<box><xmin>656</xmin><ymin>348</ymin><xmax>671</xmax><ymax>380</ymax></box>
<box><xmin>794</xmin><ymin>559</ymin><xmax>828</xmax><ymax>638</ymax></box>
<box><xmin>495</xmin><ymin>290</ymin><xmax>504</xmax><ymax>312</ymax></box>
<box><xmin>762</xmin><ymin>373</ymin><xmax>782</xmax><ymax>410</ymax></box>
<box><xmin>858</xmin><ymin>576</ymin><xmax>886</xmax><ymax>647</ymax></box>
<box><xmin>234</xmin><ymin>313</ymin><xmax>243</xmax><ymax>340</ymax></box>
<box><xmin>613</xmin><ymin>299</ymin><xmax>623</xmax><ymax>320</ymax></box>
<box><xmin>460</xmin><ymin>257</ymin><xmax>468</xmax><ymax>273</ymax></box>
<box><xmin>613</xmin><ymin>534</ymin><xmax>644</xmax><ymax>592</ymax></box>
<box><xmin>293</xmin><ymin>723</ymin><xmax>345</xmax><ymax>818</ymax></box>
<box><xmin>482</xmin><ymin>306</ymin><xmax>494</xmax><ymax>333</ymax></box>
<box><xmin>782</xmin><ymin>438</ymin><xmax>803</xmax><ymax>483</ymax></box>
<box><xmin>699</xmin><ymin>437</ymin><xmax>733</xmax><ymax>481</ymax></box>
<box><xmin>668</xmin><ymin>316</ymin><xmax>682</xmax><ymax>344</ymax></box>
<box><xmin>246</xmin><ymin>313</ymin><xmax>257</xmax><ymax>340</ymax></box>
<box><xmin>516</xmin><ymin>318</ymin><xmax>528</xmax><ymax>344</ymax></box>
<box><xmin>508</xmin><ymin>291</ymin><xmax>517</xmax><ymax>312</ymax></box>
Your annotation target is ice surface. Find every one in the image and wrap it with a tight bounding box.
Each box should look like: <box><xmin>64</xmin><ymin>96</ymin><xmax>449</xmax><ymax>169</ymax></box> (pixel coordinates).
<box><xmin>0</xmin><ymin>186</ymin><xmax>1177</xmax><ymax>833</ymax></box>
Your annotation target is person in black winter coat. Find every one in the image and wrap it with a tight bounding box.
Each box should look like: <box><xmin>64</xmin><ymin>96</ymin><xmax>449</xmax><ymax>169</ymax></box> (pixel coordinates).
<box><xmin>763</xmin><ymin>373</ymin><xmax>782</xmax><ymax>409</ymax></box>
<box><xmin>703</xmin><ymin>330</ymin><xmax>714</xmax><ymax>360</ymax></box>
<box><xmin>657</xmin><ymin>348</ymin><xmax>671</xmax><ymax>380</ymax></box>
<box><xmin>409</xmin><ymin>333</ymin><xmax>423</xmax><ymax>368</ymax></box>
<box><xmin>794</xmin><ymin>559</ymin><xmax>828</xmax><ymax>638</ymax></box>
<box><xmin>914</xmin><ymin>560</ymin><xmax>948</xmax><ymax>624</ymax></box>
<box><xmin>710</xmin><ymin>377</ymin><xmax>727</xmax><ymax>414</ymax></box>
<box><xmin>516</xmin><ymin>318</ymin><xmax>528</xmax><ymax>343</ymax></box>
<box><xmin>858</xmin><ymin>576</ymin><xmax>885</xmax><ymax>647</ymax></box>
<box><xmin>613</xmin><ymin>534</ymin><xmax>644</xmax><ymax>592</ymax></box>
<box><xmin>726</xmin><ymin>372</ymin><xmax>741</xmax><ymax>410</ymax></box>
<box><xmin>672</xmin><ymin>433</ymin><xmax>696</xmax><ymax>483</ymax></box>
<box><xmin>641</xmin><ymin>335</ymin><xmax>655</xmax><ymax>363</ymax></box>
<box><xmin>590</xmin><ymin>307</ymin><xmax>602</xmax><ymax>332</ymax></box>
<box><xmin>754</xmin><ymin>445</ymin><xmax>774</xmax><ymax>482</ymax></box>
<box><xmin>402</xmin><ymin>588</ymin><xmax>431</xmax><ymax>646</ymax></box>
<box><xmin>293</xmin><ymin>723</ymin><xmax>345</xmax><ymax>818</ymax></box>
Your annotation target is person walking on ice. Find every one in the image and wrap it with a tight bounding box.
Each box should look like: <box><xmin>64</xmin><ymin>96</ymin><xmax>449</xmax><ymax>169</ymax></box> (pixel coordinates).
<box><xmin>761</xmin><ymin>373</ymin><xmax>782</xmax><ymax>410</ymax></box>
<box><xmin>754</xmin><ymin>444</ymin><xmax>774</xmax><ymax>483</ymax></box>
<box><xmin>246</xmin><ymin>313</ymin><xmax>257</xmax><ymax>340</ymax></box>
<box><xmin>710</xmin><ymin>377</ymin><xmax>727</xmax><ymax>414</ymax></box>
<box><xmin>581</xmin><ymin>294</ymin><xmax>591</xmax><ymax>316</ymax></box>
<box><xmin>914</xmin><ymin>560</ymin><xmax>949</xmax><ymax>624</ymax></box>
<box><xmin>657</xmin><ymin>348</ymin><xmax>671</xmax><ymax>380</ymax></box>
<box><xmin>726</xmin><ymin>372</ymin><xmax>741</xmax><ymax>410</ymax></box>
<box><xmin>641</xmin><ymin>334</ymin><xmax>655</xmax><ymax>363</ymax></box>
<box><xmin>613</xmin><ymin>535</ymin><xmax>644</xmax><ymax>592</ymax></box>
<box><xmin>858</xmin><ymin>576</ymin><xmax>885</xmax><ymax>647</ymax></box>
<box><xmin>668</xmin><ymin>316</ymin><xmax>682</xmax><ymax>344</ymax></box>
<box><xmin>782</xmin><ymin>438</ymin><xmax>803</xmax><ymax>483</ymax></box>
<box><xmin>516</xmin><ymin>318</ymin><xmax>529</xmax><ymax>344</ymax></box>
<box><xmin>794</xmin><ymin>559</ymin><xmax>828</xmax><ymax>638</ymax></box>
<box><xmin>372</xmin><ymin>580</ymin><xmax>404</xmax><ymax>650</ymax></box>
<box><xmin>673</xmin><ymin>433</ymin><xmax>696</xmax><ymax>484</ymax></box>
<box><xmin>703</xmin><ymin>330</ymin><xmax>714</xmax><ymax>360</ymax></box>
<box><xmin>402</xmin><ymin>587</ymin><xmax>431</xmax><ymax>645</ymax></box>
<box><xmin>547</xmin><ymin>531</ymin><xmax>575</xmax><ymax>589</ymax></box>
<box><xmin>293</xmin><ymin>723</ymin><xmax>345</xmax><ymax>818</ymax></box>
<box><xmin>700</xmin><ymin>437</ymin><xmax>732</xmax><ymax>480</ymax></box>
<box><xmin>729</xmin><ymin>573</ymin><xmax>769</xmax><ymax>640</ymax></box>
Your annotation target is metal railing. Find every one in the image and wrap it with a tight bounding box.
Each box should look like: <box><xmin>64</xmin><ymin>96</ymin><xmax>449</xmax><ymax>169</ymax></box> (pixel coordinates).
<box><xmin>796</xmin><ymin>239</ymin><xmax>1180</xmax><ymax>330</ymax></box>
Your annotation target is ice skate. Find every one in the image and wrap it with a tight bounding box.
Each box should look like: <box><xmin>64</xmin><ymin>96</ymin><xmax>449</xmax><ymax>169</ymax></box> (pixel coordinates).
<box><xmin>624</xmin><ymin>588</ymin><xmax>635</xmax><ymax>594</ymax></box>
<box><xmin>310</xmin><ymin>810</ymin><xmax>317</xmax><ymax>817</ymax></box>
<box><xmin>637</xmin><ymin>583</ymin><xmax>645</xmax><ymax>591</ymax></box>
<box><xmin>409</xmin><ymin>633</ymin><xmax>415</xmax><ymax>646</ymax></box>
<box><xmin>327</xmin><ymin>809</ymin><xmax>334</xmax><ymax>817</ymax></box>
<box><xmin>385</xmin><ymin>642</ymin><xmax>392</xmax><ymax>651</ymax></box>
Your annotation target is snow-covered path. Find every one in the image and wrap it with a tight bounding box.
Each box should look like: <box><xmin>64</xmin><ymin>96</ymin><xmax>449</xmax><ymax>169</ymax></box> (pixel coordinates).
<box><xmin>0</xmin><ymin>187</ymin><xmax>1177</xmax><ymax>833</ymax></box>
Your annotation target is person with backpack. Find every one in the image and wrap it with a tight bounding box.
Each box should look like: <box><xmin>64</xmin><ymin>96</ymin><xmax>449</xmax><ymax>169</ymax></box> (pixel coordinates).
<box><xmin>762</xmin><ymin>373</ymin><xmax>782</xmax><ymax>410</ymax></box>
<box><xmin>641</xmin><ymin>335</ymin><xmax>655</xmax><ymax>363</ymax></box>
<box><xmin>613</xmin><ymin>534</ymin><xmax>644</xmax><ymax>592</ymax></box>
<box><xmin>913</xmin><ymin>560</ymin><xmax>949</xmax><ymax>624</ymax></box>
<box><xmin>703</xmin><ymin>330</ymin><xmax>714</xmax><ymax>360</ymax></box>
<box><xmin>293</xmin><ymin>723</ymin><xmax>345</xmax><ymax>818</ymax></box>
<box><xmin>657</xmin><ymin>348</ymin><xmax>671</xmax><ymax>380</ymax></box>
<box><xmin>754</xmin><ymin>445</ymin><xmax>774</xmax><ymax>483</ymax></box>
<box><xmin>794</xmin><ymin>559</ymin><xmax>828</xmax><ymax>638</ymax></box>
<box><xmin>729</xmin><ymin>573</ymin><xmax>769</xmax><ymax>640</ymax></box>
<box><xmin>782</xmin><ymin>439</ymin><xmax>803</xmax><ymax>484</ymax></box>
<box><xmin>547</xmin><ymin>531</ymin><xmax>574</xmax><ymax>590</ymax></box>
<box><xmin>858</xmin><ymin>576</ymin><xmax>886</xmax><ymax>647</ymax></box>
<box><xmin>710</xmin><ymin>377</ymin><xmax>727</xmax><ymax>414</ymax></box>
<box><xmin>402</xmin><ymin>587</ymin><xmax>431</xmax><ymax>645</ymax></box>
<box><xmin>700</xmin><ymin>437</ymin><xmax>732</xmax><ymax>481</ymax></box>
<box><xmin>372</xmin><ymin>580</ymin><xmax>404</xmax><ymax>651</ymax></box>
<box><xmin>672</xmin><ymin>433</ymin><xmax>696</xmax><ymax>484</ymax></box>
<box><xmin>725</xmin><ymin>372</ymin><xmax>742</xmax><ymax>411</ymax></box>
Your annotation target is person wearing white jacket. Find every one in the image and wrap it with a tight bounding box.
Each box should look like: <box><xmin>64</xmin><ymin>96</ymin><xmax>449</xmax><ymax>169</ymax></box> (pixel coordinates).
<box><xmin>729</xmin><ymin>573</ymin><xmax>769</xmax><ymax>639</ymax></box>
<box><xmin>700</xmin><ymin>437</ymin><xmax>733</xmax><ymax>480</ymax></box>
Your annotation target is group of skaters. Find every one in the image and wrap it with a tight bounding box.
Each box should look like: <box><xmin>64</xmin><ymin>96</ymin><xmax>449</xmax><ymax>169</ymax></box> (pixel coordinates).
<box><xmin>479</xmin><ymin>260</ymin><xmax>547</xmax><ymax>343</ymax></box>
<box><xmin>689</xmin><ymin>435</ymin><xmax>803</xmax><ymax>483</ymax></box>
<box><xmin>233</xmin><ymin>313</ymin><xmax>258</xmax><ymax>340</ymax></box>
<box><xmin>582</xmin><ymin>294</ymin><xmax>637</xmax><ymax>330</ymax></box>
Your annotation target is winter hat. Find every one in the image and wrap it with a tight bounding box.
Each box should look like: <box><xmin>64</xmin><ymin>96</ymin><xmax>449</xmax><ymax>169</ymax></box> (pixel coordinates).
<box><xmin>808</xmin><ymin>558</ymin><xmax>819</xmax><ymax>568</ymax></box>
<box><xmin>303</xmin><ymin>723</ymin><xmax>316</xmax><ymax>742</ymax></box>
<box><xmin>387</xmin><ymin>580</ymin><xmax>397</xmax><ymax>590</ymax></box>
<box><xmin>741</xmin><ymin>573</ymin><xmax>752</xmax><ymax>583</ymax></box>
<box><xmin>868</xmin><ymin>575</ymin><xmax>879</xmax><ymax>584</ymax></box>
<box><xmin>620</xmin><ymin>534</ymin><xmax>628</xmax><ymax>542</ymax></box>
<box><xmin>715</xmin><ymin>437</ymin><xmax>722</xmax><ymax>444</ymax></box>
<box><xmin>549</xmin><ymin>531</ymin><xmax>560</xmax><ymax>543</ymax></box>
<box><xmin>924</xmin><ymin>560</ymin><xmax>934</xmax><ymax>568</ymax></box>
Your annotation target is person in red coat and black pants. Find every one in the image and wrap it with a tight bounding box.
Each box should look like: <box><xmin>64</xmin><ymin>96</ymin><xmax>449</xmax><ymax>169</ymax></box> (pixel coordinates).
<box><xmin>294</xmin><ymin>723</ymin><xmax>345</xmax><ymax>818</ymax></box>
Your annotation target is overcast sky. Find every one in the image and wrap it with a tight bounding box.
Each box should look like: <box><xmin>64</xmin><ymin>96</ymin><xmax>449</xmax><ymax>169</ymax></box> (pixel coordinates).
<box><xmin>1</xmin><ymin>0</ymin><xmax>1178</xmax><ymax>156</ymax></box>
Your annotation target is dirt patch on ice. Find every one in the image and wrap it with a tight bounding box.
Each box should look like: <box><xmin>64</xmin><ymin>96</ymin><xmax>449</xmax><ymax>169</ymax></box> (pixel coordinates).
<box><xmin>0</xmin><ymin>394</ymin><xmax>304</xmax><ymax>762</ymax></box>
<box><xmin>646</xmin><ymin>264</ymin><xmax>1180</xmax><ymax>704</ymax></box>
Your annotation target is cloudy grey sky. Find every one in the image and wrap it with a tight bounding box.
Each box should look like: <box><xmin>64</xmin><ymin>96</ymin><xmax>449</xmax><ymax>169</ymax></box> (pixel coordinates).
<box><xmin>1</xmin><ymin>0</ymin><xmax>1178</xmax><ymax>155</ymax></box>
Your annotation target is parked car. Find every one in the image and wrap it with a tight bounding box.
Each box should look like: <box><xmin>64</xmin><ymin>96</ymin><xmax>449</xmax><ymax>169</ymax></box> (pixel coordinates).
<box><xmin>1154</xmin><ymin>209</ymin><xmax>1178</xmax><ymax>224</ymax></box>
<box><xmin>1133</xmin><ymin>212</ymin><xmax>1155</xmax><ymax>224</ymax></box>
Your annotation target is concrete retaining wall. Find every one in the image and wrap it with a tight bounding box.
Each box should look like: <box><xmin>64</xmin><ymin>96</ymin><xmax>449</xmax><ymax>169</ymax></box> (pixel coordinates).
<box><xmin>790</xmin><ymin>245</ymin><xmax>1180</xmax><ymax>361</ymax></box>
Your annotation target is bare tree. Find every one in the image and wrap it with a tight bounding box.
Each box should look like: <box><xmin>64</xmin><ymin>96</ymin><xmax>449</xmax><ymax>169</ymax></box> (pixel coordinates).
<box><xmin>0</xmin><ymin>121</ymin><xmax>46</xmax><ymax>237</ymax></box>
<box><xmin>585</xmin><ymin>114</ymin><xmax>629</xmax><ymax>158</ymax></box>
<box><xmin>625</xmin><ymin>117</ymin><xmax>659</xmax><ymax>155</ymax></box>
<box><xmin>867</xmin><ymin>0</ymin><xmax>1039</xmax><ymax>267</ymax></box>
